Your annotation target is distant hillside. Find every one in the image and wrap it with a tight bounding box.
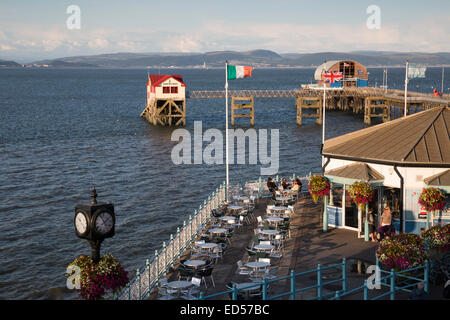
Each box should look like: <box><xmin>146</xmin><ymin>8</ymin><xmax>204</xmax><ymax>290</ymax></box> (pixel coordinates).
<box><xmin>30</xmin><ymin>50</ymin><xmax>450</xmax><ymax>68</ymax></box>
<box><xmin>0</xmin><ymin>59</ymin><xmax>21</xmax><ymax>67</ymax></box>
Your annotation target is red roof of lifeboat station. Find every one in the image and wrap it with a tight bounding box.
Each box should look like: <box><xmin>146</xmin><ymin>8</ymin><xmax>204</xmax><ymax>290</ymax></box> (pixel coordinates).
<box><xmin>147</xmin><ymin>75</ymin><xmax>186</xmax><ymax>87</ymax></box>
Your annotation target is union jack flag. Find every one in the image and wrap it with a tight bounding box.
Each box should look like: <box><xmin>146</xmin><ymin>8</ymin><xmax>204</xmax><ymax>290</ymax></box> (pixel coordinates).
<box><xmin>323</xmin><ymin>71</ymin><xmax>343</xmax><ymax>83</ymax></box>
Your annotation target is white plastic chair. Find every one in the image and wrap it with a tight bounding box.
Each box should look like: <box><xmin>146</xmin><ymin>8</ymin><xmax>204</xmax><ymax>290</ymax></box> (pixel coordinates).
<box><xmin>236</xmin><ymin>260</ymin><xmax>252</xmax><ymax>275</ymax></box>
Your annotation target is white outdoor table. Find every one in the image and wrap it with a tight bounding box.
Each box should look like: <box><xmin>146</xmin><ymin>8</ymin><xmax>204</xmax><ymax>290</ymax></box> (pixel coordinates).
<box><xmin>234</xmin><ymin>282</ymin><xmax>262</xmax><ymax>290</ymax></box>
<box><xmin>209</xmin><ymin>228</ymin><xmax>227</xmax><ymax>234</ymax></box>
<box><xmin>227</xmin><ymin>205</ymin><xmax>243</xmax><ymax>211</ymax></box>
<box><xmin>196</xmin><ymin>242</ymin><xmax>218</xmax><ymax>249</ymax></box>
<box><xmin>233</xmin><ymin>282</ymin><xmax>262</xmax><ymax>299</ymax></box>
<box><xmin>233</xmin><ymin>196</ymin><xmax>249</xmax><ymax>201</ymax></box>
<box><xmin>253</xmin><ymin>244</ymin><xmax>275</xmax><ymax>251</ymax></box>
<box><xmin>266</xmin><ymin>217</ymin><xmax>284</xmax><ymax>223</ymax></box>
<box><xmin>259</xmin><ymin>229</ymin><xmax>280</xmax><ymax>235</ymax></box>
<box><xmin>270</xmin><ymin>206</ymin><xmax>288</xmax><ymax>211</ymax></box>
<box><xmin>166</xmin><ymin>280</ymin><xmax>193</xmax><ymax>290</ymax></box>
<box><xmin>246</xmin><ymin>261</ymin><xmax>270</xmax><ymax>269</ymax></box>
<box><xmin>219</xmin><ymin>216</ymin><xmax>237</xmax><ymax>221</ymax></box>
<box><xmin>183</xmin><ymin>260</ymin><xmax>206</xmax><ymax>268</ymax></box>
<box><xmin>276</xmin><ymin>196</ymin><xmax>290</xmax><ymax>204</ymax></box>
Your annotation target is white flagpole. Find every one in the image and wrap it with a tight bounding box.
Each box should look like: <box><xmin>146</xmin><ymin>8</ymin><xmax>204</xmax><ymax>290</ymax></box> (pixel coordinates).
<box><xmin>404</xmin><ymin>60</ymin><xmax>408</xmax><ymax>117</ymax></box>
<box><xmin>225</xmin><ymin>61</ymin><xmax>229</xmax><ymax>201</ymax></box>
<box><xmin>322</xmin><ymin>81</ymin><xmax>326</xmax><ymax>144</ymax></box>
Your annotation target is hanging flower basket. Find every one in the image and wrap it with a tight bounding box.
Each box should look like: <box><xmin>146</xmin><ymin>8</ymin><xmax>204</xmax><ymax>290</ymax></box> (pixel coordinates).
<box><xmin>308</xmin><ymin>175</ymin><xmax>330</xmax><ymax>203</ymax></box>
<box><xmin>348</xmin><ymin>181</ymin><xmax>373</xmax><ymax>212</ymax></box>
<box><xmin>66</xmin><ymin>254</ymin><xmax>129</xmax><ymax>300</ymax></box>
<box><xmin>418</xmin><ymin>187</ymin><xmax>446</xmax><ymax>212</ymax></box>
<box><xmin>422</xmin><ymin>224</ymin><xmax>450</xmax><ymax>253</ymax></box>
<box><xmin>376</xmin><ymin>234</ymin><xmax>428</xmax><ymax>272</ymax></box>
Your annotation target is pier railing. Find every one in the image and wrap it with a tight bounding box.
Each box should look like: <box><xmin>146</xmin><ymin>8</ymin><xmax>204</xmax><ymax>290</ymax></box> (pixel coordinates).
<box><xmin>198</xmin><ymin>259</ymin><xmax>429</xmax><ymax>301</ymax></box>
<box><xmin>115</xmin><ymin>182</ymin><xmax>228</xmax><ymax>300</ymax></box>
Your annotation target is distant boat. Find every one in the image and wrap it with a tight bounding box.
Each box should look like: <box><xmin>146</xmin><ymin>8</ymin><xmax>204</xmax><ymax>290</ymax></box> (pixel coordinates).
<box><xmin>203</xmin><ymin>61</ymin><xmax>208</xmax><ymax>70</ymax></box>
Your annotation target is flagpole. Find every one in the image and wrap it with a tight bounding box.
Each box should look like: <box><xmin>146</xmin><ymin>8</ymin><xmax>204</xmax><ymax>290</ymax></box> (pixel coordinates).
<box><xmin>322</xmin><ymin>82</ymin><xmax>326</xmax><ymax>145</ymax></box>
<box><xmin>404</xmin><ymin>60</ymin><xmax>408</xmax><ymax>117</ymax></box>
<box><xmin>225</xmin><ymin>61</ymin><xmax>229</xmax><ymax>202</ymax></box>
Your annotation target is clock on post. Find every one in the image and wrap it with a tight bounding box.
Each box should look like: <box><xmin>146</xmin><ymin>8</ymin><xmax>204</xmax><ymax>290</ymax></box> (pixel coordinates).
<box><xmin>74</xmin><ymin>186</ymin><xmax>115</xmax><ymax>263</ymax></box>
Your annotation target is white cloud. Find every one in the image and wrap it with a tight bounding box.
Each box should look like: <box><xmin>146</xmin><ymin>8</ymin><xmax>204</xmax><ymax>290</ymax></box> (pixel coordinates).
<box><xmin>0</xmin><ymin>15</ymin><xmax>449</xmax><ymax>61</ymax></box>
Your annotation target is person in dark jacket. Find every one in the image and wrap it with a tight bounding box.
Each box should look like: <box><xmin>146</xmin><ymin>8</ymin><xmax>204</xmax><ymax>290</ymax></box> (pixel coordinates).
<box><xmin>267</xmin><ymin>177</ymin><xmax>278</xmax><ymax>192</ymax></box>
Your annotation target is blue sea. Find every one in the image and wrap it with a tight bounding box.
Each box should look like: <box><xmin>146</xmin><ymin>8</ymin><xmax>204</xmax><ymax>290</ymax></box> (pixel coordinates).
<box><xmin>0</xmin><ymin>67</ymin><xmax>447</xmax><ymax>299</ymax></box>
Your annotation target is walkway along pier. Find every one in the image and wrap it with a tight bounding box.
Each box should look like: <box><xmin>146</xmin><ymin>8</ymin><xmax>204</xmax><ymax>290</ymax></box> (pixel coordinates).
<box><xmin>142</xmin><ymin>85</ymin><xmax>450</xmax><ymax>127</ymax></box>
<box><xmin>114</xmin><ymin>176</ymin><xmax>433</xmax><ymax>300</ymax></box>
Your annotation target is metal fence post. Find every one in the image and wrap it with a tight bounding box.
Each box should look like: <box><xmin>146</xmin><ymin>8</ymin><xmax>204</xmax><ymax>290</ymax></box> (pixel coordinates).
<box><xmin>258</xmin><ymin>176</ymin><xmax>262</xmax><ymax>197</ymax></box>
<box><xmin>390</xmin><ymin>269</ymin><xmax>395</xmax><ymax>300</ymax></box>
<box><xmin>170</xmin><ymin>234</ymin><xmax>174</xmax><ymax>266</ymax></box>
<box><xmin>155</xmin><ymin>250</ymin><xmax>159</xmax><ymax>280</ymax></box>
<box><xmin>199</xmin><ymin>292</ymin><xmax>205</xmax><ymax>300</ymax></box>
<box><xmin>182</xmin><ymin>221</ymin><xmax>187</xmax><ymax>251</ymax></box>
<box><xmin>162</xmin><ymin>242</ymin><xmax>167</xmax><ymax>274</ymax></box>
<box><xmin>364</xmin><ymin>279</ymin><xmax>368</xmax><ymax>300</ymax></box>
<box><xmin>189</xmin><ymin>215</ymin><xmax>193</xmax><ymax>244</ymax></box>
<box><xmin>342</xmin><ymin>258</ymin><xmax>347</xmax><ymax>293</ymax></box>
<box><xmin>262</xmin><ymin>277</ymin><xmax>268</xmax><ymax>300</ymax></box>
<box><xmin>424</xmin><ymin>260</ymin><xmax>429</xmax><ymax>293</ymax></box>
<box><xmin>232</xmin><ymin>284</ymin><xmax>238</xmax><ymax>300</ymax></box>
<box><xmin>317</xmin><ymin>264</ymin><xmax>322</xmax><ymax>299</ymax></box>
<box><xmin>177</xmin><ymin>227</ymin><xmax>181</xmax><ymax>257</ymax></box>
<box><xmin>290</xmin><ymin>269</ymin><xmax>296</xmax><ymax>300</ymax></box>
<box><xmin>146</xmin><ymin>259</ymin><xmax>150</xmax><ymax>297</ymax></box>
<box><xmin>136</xmin><ymin>269</ymin><xmax>141</xmax><ymax>300</ymax></box>
<box><xmin>334</xmin><ymin>291</ymin><xmax>340</xmax><ymax>300</ymax></box>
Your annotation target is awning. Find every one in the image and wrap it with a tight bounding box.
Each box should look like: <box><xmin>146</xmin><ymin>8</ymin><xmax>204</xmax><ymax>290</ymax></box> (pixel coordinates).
<box><xmin>325</xmin><ymin>162</ymin><xmax>384</xmax><ymax>185</ymax></box>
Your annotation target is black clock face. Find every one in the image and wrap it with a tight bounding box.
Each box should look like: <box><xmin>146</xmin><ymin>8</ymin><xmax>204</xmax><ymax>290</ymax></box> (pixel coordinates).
<box><xmin>94</xmin><ymin>211</ymin><xmax>114</xmax><ymax>235</ymax></box>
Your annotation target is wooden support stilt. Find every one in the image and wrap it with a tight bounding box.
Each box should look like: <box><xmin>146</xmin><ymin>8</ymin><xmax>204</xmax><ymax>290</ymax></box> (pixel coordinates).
<box><xmin>231</xmin><ymin>96</ymin><xmax>254</xmax><ymax>126</ymax></box>
<box><xmin>296</xmin><ymin>97</ymin><xmax>322</xmax><ymax>126</ymax></box>
<box><xmin>141</xmin><ymin>98</ymin><xmax>186</xmax><ymax>126</ymax></box>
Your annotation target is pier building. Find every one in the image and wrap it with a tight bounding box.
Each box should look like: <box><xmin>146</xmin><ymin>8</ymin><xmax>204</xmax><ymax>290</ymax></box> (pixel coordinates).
<box><xmin>322</xmin><ymin>106</ymin><xmax>450</xmax><ymax>237</ymax></box>
<box><xmin>141</xmin><ymin>74</ymin><xmax>187</xmax><ymax>126</ymax></box>
<box><xmin>314</xmin><ymin>60</ymin><xmax>369</xmax><ymax>88</ymax></box>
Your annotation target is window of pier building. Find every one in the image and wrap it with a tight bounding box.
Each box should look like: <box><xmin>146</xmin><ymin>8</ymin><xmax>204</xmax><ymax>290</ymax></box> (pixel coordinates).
<box><xmin>329</xmin><ymin>183</ymin><xmax>343</xmax><ymax>208</ymax></box>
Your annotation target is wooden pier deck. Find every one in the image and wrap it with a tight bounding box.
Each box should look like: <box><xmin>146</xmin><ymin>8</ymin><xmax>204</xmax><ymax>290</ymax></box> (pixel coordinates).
<box><xmin>149</xmin><ymin>194</ymin><xmax>383</xmax><ymax>300</ymax></box>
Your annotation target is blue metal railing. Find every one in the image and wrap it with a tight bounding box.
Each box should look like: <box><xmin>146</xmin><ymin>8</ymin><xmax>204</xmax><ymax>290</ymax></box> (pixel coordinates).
<box><xmin>330</xmin><ymin>260</ymin><xmax>429</xmax><ymax>300</ymax></box>
<box><xmin>198</xmin><ymin>259</ymin><xmax>347</xmax><ymax>300</ymax></box>
<box><xmin>198</xmin><ymin>258</ymin><xmax>429</xmax><ymax>301</ymax></box>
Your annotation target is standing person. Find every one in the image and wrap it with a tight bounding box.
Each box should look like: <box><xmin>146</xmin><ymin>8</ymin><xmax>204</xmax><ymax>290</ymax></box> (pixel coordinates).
<box><xmin>377</xmin><ymin>207</ymin><xmax>392</xmax><ymax>241</ymax></box>
<box><xmin>267</xmin><ymin>177</ymin><xmax>278</xmax><ymax>193</ymax></box>
<box><xmin>367</xmin><ymin>208</ymin><xmax>377</xmax><ymax>242</ymax></box>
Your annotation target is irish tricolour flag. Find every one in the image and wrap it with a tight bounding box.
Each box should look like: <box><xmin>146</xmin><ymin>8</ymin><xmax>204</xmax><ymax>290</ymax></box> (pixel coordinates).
<box><xmin>227</xmin><ymin>65</ymin><xmax>253</xmax><ymax>80</ymax></box>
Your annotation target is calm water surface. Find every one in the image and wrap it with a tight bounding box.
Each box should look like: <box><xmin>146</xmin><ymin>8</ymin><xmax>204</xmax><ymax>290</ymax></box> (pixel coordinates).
<box><xmin>0</xmin><ymin>67</ymin><xmax>447</xmax><ymax>299</ymax></box>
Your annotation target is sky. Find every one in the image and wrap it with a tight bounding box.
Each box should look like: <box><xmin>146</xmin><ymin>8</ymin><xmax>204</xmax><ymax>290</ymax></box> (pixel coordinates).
<box><xmin>1</xmin><ymin>0</ymin><xmax>450</xmax><ymax>62</ymax></box>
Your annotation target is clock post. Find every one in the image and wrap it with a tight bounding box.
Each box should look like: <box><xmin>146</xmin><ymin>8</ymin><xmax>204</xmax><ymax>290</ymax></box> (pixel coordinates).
<box><xmin>74</xmin><ymin>186</ymin><xmax>116</xmax><ymax>264</ymax></box>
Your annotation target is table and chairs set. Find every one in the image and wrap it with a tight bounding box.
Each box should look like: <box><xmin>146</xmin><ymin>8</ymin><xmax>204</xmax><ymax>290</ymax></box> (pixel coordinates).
<box><xmin>156</xmin><ymin>193</ymin><xmax>257</xmax><ymax>300</ymax></box>
<box><xmin>157</xmin><ymin>188</ymin><xmax>296</xmax><ymax>301</ymax></box>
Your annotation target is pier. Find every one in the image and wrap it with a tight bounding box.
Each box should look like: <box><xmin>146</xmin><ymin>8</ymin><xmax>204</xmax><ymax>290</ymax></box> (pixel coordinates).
<box><xmin>116</xmin><ymin>177</ymin><xmax>436</xmax><ymax>301</ymax></box>
<box><xmin>187</xmin><ymin>87</ymin><xmax>450</xmax><ymax>126</ymax></box>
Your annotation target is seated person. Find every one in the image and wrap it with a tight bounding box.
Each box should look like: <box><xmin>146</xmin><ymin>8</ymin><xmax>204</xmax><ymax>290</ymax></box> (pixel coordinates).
<box><xmin>281</xmin><ymin>178</ymin><xmax>291</xmax><ymax>190</ymax></box>
<box><xmin>295</xmin><ymin>178</ymin><xmax>303</xmax><ymax>192</ymax></box>
<box><xmin>291</xmin><ymin>181</ymin><xmax>299</xmax><ymax>191</ymax></box>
